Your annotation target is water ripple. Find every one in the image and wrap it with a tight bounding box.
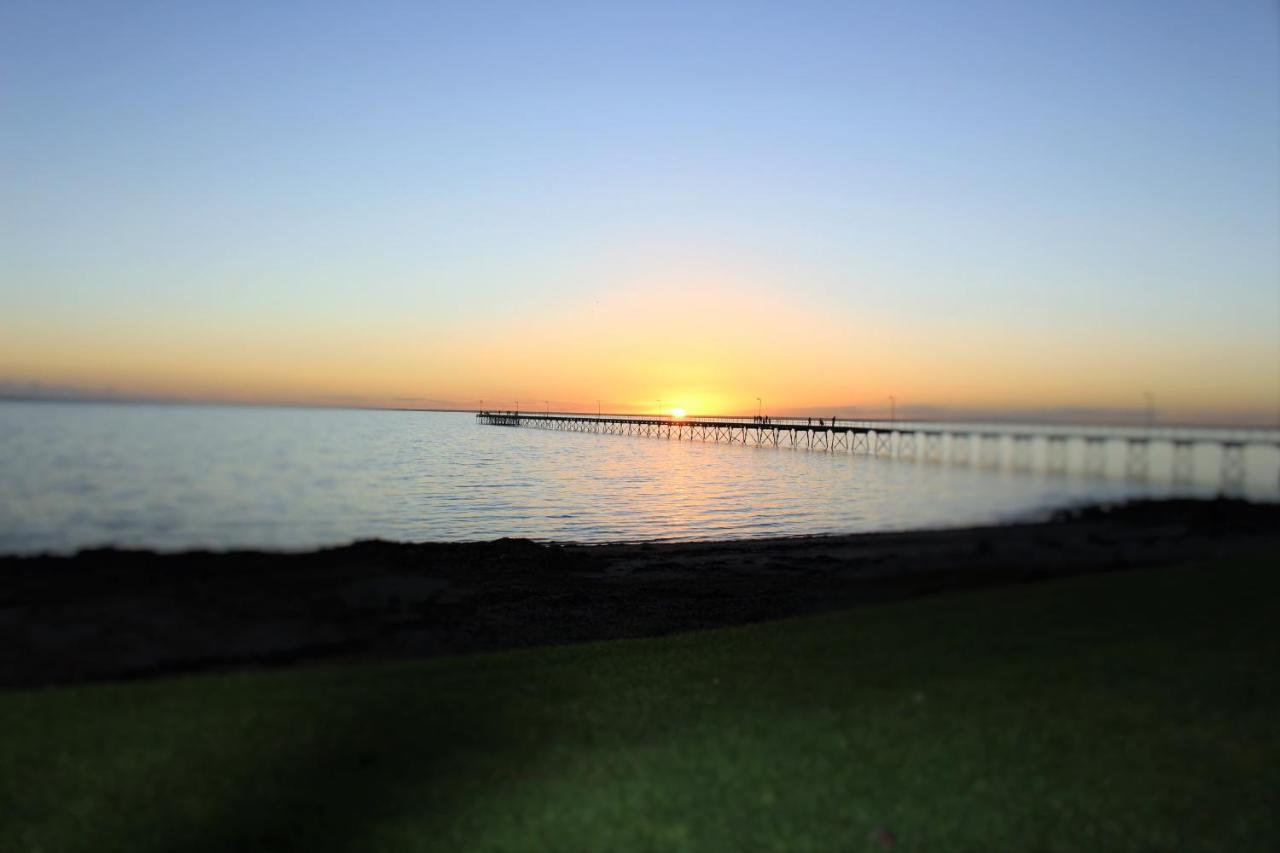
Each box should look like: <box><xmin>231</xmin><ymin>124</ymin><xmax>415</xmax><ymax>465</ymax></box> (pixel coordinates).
<box><xmin>0</xmin><ymin>402</ymin><xmax>1254</xmax><ymax>555</ymax></box>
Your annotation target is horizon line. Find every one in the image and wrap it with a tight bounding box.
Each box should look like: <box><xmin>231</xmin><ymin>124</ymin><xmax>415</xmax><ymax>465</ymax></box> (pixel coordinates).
<box><xmin>4</xmin><ymin>391</ymin><xmax>1278</xmax><ymax>432</ymax></box>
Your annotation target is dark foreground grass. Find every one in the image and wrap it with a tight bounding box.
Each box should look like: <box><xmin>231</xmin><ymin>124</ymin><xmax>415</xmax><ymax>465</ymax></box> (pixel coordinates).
<box><xmin>2</xmin><ymin>556</ymin><xmax>1278</xmax><ymax>853</ymax></box>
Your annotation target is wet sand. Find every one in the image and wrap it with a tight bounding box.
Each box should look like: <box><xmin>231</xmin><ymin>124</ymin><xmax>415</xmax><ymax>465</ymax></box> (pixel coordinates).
<box><xmin>2</xmin><ymin>499</ymin><xmax>1277</xmax><ymax>690</ymax></box>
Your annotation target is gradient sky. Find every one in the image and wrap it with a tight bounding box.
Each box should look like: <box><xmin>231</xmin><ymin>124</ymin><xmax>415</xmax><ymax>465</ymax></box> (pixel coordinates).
<box><xmin>2</xmin><ymin>1</ymin><xmax>1278</xmax><ymax>423</ymax></box>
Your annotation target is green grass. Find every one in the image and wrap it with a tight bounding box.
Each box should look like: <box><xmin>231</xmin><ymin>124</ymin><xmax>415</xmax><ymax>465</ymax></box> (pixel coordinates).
<box><xmin>2</xmin><ymin>556</ymin><xmax>1278</xmax><ymax>853</ymax></box>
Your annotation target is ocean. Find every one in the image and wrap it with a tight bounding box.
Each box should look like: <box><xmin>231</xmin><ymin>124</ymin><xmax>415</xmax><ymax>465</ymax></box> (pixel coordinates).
<box><xmin>1</xmin><ymin>401</ymin><xmax>1274</xmax><ymax>555</ymax></box>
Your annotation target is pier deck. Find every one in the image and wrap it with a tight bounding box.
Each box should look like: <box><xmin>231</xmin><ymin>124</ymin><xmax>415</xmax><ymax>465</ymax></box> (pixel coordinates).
<box><xmin>477</xmin><ymin>411</ymin><xmax>1280</xmax><ymax>491</ymax></box>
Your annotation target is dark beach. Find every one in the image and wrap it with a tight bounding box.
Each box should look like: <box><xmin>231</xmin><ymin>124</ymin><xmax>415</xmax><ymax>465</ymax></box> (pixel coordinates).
<box><xmin>3</xmin><ymin>498</ymin><xmax>1276</xmax><ymax>690</ymax></box>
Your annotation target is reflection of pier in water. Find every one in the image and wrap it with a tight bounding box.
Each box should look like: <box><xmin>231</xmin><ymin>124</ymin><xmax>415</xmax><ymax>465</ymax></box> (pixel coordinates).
<box><xmin>477</xmin><ymin>411</ymin><xmax>1280</xmax><ymax>492</ymax></box>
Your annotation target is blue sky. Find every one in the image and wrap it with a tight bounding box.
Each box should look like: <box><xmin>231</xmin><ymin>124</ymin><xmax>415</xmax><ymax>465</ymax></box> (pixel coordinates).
<box><xmin>2</xmin><ymin>1</ymin><xmax>1277</xmax><ymax>420</ymax></box>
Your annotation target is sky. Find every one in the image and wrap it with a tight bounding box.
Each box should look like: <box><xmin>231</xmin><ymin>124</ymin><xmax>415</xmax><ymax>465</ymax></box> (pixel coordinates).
<box><xmin>2</xmin><ymin>0</ymin><xmax>1278</xmax><ymax>424</ymax></box>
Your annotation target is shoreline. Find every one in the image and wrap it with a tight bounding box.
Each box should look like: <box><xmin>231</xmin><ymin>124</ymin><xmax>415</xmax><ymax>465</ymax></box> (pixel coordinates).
<box><xmin>3</xmin><ymin>498</ymin><xmax>1278</xmax><ymax>690</ymax></box>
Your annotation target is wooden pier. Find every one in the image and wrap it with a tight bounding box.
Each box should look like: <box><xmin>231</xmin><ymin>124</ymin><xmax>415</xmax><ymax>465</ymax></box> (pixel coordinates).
<box><xmin>477</xmin><ymin>411</ymin><xmax>1280</xmax><ymax>492</ymax></box>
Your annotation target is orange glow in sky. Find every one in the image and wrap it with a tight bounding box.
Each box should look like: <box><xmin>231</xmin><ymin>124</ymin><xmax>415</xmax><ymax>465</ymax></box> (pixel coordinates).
<box><xmin>2</xmin><ymin>3</ymin><xmax>1278</xmax><ymax>427</ymax></box>
<box><xmin>3</xmin><ymin>272</ymin><xmax>1277</xmax><ymax>425</ymax></box>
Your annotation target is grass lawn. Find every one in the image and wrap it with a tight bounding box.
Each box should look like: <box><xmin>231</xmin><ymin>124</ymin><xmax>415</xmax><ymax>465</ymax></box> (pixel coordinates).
<box><xmin>2</xmin><ymin>555</ymin><xmax>1277</xmax><ymax>852</ymax></box>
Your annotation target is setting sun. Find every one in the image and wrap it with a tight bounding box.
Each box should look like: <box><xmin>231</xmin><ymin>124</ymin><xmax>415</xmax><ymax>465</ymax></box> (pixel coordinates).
<box><xmin>671</xmin><ymin>408</ymin><xmax>686</xmax><ymax>419</ymax></box>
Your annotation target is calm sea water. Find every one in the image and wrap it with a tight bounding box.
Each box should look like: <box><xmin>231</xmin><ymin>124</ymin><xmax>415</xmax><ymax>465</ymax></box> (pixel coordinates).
<box><xmin>0</xmin><ymin>401</ymin><xmax>1271</xmax><ymax>555</ymax></box>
